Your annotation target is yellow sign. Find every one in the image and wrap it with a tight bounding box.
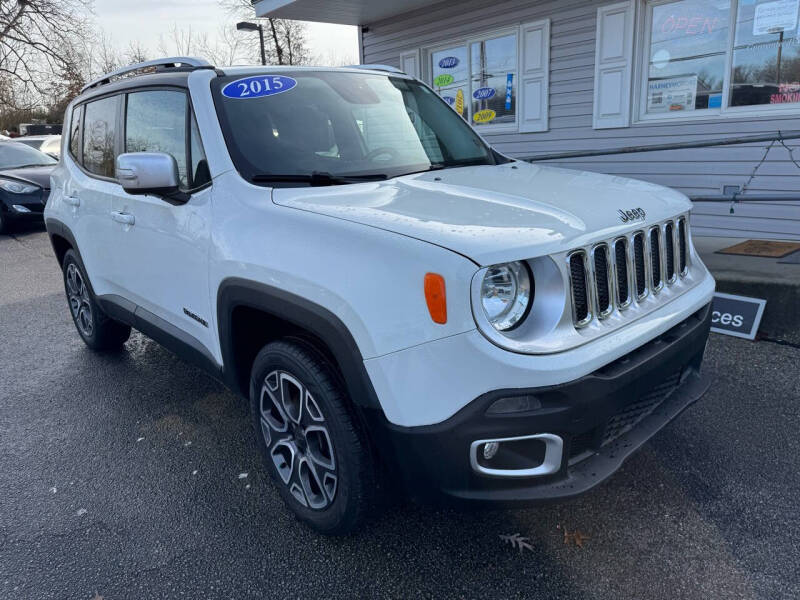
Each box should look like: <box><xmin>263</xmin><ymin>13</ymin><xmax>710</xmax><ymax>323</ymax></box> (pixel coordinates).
<box><xmin>434</xmin><ymin>74</ymin><xmax>454</xmax><ymax>87</ymax></box>
<box><xmin>455</xmin><ymin>89</ymin><xmax>464</xmax><ymax>116</ymax></box>
<box><xmin>473</xmin><ymin>109</ymin><xmax>496</xmax><ymax>123</ymax></box>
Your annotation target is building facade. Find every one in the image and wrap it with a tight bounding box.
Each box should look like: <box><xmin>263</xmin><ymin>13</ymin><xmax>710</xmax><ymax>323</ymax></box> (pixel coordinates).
<box><xmin>255</xmin><ymin>0</ymin><xmax>800</xmax><ymax>240</ymax></box>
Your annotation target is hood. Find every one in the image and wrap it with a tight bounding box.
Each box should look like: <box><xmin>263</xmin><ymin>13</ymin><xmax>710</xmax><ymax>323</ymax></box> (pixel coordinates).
<box><xmin>0</xmin><ymin>165</ymin><xmax>55</xmax><ymax>191</ymax></box>
<box><xmin>272</xmin><ymin>162</ymin><xmax>692</xmax><ymax>266</ymax></box>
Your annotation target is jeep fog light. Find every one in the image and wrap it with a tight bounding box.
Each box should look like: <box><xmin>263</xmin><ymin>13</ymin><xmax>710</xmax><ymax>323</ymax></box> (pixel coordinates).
<box><xmin>480</xmin><ymin>261</ymin><xmax>532</xmax><ymax>331</ymax></box>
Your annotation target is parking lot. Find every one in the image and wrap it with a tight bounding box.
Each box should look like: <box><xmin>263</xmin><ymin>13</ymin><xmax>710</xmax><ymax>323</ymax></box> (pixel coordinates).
<box><xmin>1</xmin><ymin>225</ymin><xmax>798</xmax><ymax>600</ymax></box>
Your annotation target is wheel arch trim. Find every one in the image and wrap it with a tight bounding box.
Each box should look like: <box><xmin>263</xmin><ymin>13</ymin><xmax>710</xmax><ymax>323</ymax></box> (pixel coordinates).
<box><xmin>216</xmin><ymin>277</ymin><xmax>382</xmax><ymax>411</ymax></box>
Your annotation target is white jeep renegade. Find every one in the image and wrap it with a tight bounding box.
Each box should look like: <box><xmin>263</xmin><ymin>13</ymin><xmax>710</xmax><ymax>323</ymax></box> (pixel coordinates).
<box><xmin>46</xmin><ymin>58</ymin><xmax>715</xmax><ymax>534</ymax></box>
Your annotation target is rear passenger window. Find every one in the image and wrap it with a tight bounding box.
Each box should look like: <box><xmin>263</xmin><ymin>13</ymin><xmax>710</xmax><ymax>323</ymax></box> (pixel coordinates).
<box><xmin>83</xmin><ymin>96</ymin><xmax>119</xmax><ymax>178</ymax></box>
<box><xmin>126</xmin><ymin>90</ymin><xmax>189</xmax><ymax>188</ymax></box>
<box><xmin>69</xmin><ymin>105</ymin><xmax>82</xmax><ymax>160</ymax></box>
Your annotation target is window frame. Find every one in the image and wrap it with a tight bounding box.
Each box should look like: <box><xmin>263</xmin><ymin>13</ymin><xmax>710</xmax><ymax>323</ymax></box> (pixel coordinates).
<box><xmin>70</xmin><ymin>84</ymin><xmax>211</xmax><ymax>194</ymax></box>
<box><xmin>122</xmin><ymin>86</ymin><xmax>212</xmax><ymax>193</ymax></box>
<box><xmin>75</xmin><ymin>92</ymin><xmax>123</xmax><ymax>182</ymax></box>
<box><xmin>68</xmin><ymin>104</ymin><xmax>84</xmax><ymax>164</ymax></box>
<box><xmin>423</xmin><ymin>25</ymin><xmax>522</xmax><ymax>134</ymax></box>
<box><xmin>634</xmin><ymin>0</ymin><xmax>800</xmax><ymax>123</ymax></box>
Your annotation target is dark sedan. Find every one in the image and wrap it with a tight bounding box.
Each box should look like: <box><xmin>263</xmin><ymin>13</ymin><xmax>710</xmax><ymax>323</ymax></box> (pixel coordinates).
<box><xmin>0</xmin><ymin>141</ymin><xmax>57</xmax><ymax>233</ymax></box>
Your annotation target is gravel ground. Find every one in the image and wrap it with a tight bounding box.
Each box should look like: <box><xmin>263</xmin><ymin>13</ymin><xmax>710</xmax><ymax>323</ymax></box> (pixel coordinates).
<box><xmin>1</xmin><ymin>226</ymin><xmax>799</xmax><ymax>600</ymax></box>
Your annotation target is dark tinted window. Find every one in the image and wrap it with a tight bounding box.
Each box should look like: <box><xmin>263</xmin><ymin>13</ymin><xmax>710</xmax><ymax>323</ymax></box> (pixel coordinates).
<box><xmin>189</xmin><ymin>114</ymin><xmax>211</xmax><ymax>188</ymax></box>
<box><xmin>69</xmin><ymin>105</ymin><xmax>82</xmax><ymax>159</ymax></box>
<box><xmin>83</xmin><ymin>96</ymin><xmax>119</xmax><ymax>177</ymax></box>
<box><xmin>126</xmin><ymin>90</ymin><xmax>188</xmax><ymax>188</ymax></box>
<box><xmin>212</xmin><ymin>72</ymin><xmax>496</xmax><ymax>185</ymax></box>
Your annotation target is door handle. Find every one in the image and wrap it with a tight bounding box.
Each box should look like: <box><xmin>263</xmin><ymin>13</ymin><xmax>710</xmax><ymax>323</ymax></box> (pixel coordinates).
<box><xmin>110</xmin><ymin>211</ymin><xmax>135</xmax><ymax>226</ymax></box>
<box><xmin>64</xmin><ymin>196</ymin><xmax>80</xmax><ymax>207</ymax></box>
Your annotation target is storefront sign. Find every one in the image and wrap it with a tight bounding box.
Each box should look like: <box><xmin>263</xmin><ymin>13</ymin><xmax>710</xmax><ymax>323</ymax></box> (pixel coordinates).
<box><xmin>442</xmin><ymin>95</ymin><xmax>455</xmax><ymax>106</ymax></box>
<box><xmin>710</xmin><ymin>292</ymin><xmax>767</xmax><ymax>340</ymax></box>
<box><xmin>438</xmin><ymin>56</ymin><xmax>460</xmax><ymax>69</ymax></box>
<box><xmin>647</xmin><ymin>75</ymin><xmax>697</xmax><ymax>113</ymax></box>
<box><xmin>505</xmin><ymin>74</ymin><xmax>513</xmax><ymax>110</ymax></box>
<box><xmin>473</xmin><ymin>87</ymin><xmax>496</xmax><ymax>100</ymax></box>
<box><xmin>770</xmin><ymin>82</ymin><xmax>800</xmax><ymax>103</ymax></box>
<box><xmin>753</xmin><ymin>0</ymin><xmax>799</xmax><ymax>35</ymax></box>
<box><xmin>434</xmin><ymin>74</ymin><xmax>454</xmax><ymax>87</ymax></box>
<box><xmin>473</xmin><ymin>109</ymin><xmax>496</xmax><ymax>123</ymax></box>
<box><xmin>455</xmin><ymin>89</ymin><xmax>464</xmax><ymax>116</ymax></box>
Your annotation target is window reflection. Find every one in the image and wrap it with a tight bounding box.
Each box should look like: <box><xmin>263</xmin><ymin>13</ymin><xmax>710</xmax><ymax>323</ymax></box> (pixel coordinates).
<box><xmin>83</xmin><ymin>96</ymin><xmax>118</xmax><ymax>178</ymax></box>
<box><xmin>470</xmin><ymin>33</ymin><xmax>517</xmax><ymax>126</ymax></box>
<box><xmin>731</xmin><ymin>0</ymin><xmax>800</xmax><ymax>106</ymax></box>
<box><xmin>126</xmin><ymin>90</ymin><xmax>189</xmax><ymax>187</ymax></box>
<box><xmin>646</xmin><ymin>0</ymin><xmax>730</xmax><ymax>115</ymax></box>
<box><xmin>431</xmin><ymin>46</ymin><xmax>469</xmax><ymax>120</ymax></box>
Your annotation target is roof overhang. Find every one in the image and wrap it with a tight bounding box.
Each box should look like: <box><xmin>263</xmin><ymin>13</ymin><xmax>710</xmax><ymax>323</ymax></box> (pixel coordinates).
<box><xmin>253</xmin><ymin>0</ymin><xmax>434</xmax><ymax>25</ymax></box>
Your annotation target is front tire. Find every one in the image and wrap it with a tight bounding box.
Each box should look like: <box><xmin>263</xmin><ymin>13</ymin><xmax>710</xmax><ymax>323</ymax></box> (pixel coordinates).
<box><xmin>250</xmin><ymin>340</ymin><xmax>376</xmax><ymax>534</ymax></box>
<box><xmin>62</xmin><ymin>249</ymin><xmax>131</xmax><ymax>350</ymax></box>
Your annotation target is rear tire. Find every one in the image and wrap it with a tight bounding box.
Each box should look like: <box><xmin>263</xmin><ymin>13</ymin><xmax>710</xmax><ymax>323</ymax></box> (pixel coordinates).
<box><xmin>249</xmin><ymin>339</ymin><xmax>376</xmax><ymax>534</ymax></box>
<box><xmin>62</xmin><ymin>249</ymin><xmax>131</xmax><ymax>350</ymax></box>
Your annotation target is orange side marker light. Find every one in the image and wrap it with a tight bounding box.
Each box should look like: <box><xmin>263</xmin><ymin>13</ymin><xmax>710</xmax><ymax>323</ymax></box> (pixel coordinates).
<box><xmin>424</xmin><ymin>273</ymin><xmax>447</xmax><ymax>324</ymax></box>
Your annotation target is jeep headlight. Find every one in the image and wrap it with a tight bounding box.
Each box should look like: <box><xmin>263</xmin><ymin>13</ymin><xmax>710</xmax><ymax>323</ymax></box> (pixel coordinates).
<box><xmin>0</xmin><ymin>178</ymin><xmax>39</xmax><ymax>194</ymax></box>
<box><xmin>480</xmin><ymin>261</ymin><xmax>533</xmax><ymax>331</ymax></box>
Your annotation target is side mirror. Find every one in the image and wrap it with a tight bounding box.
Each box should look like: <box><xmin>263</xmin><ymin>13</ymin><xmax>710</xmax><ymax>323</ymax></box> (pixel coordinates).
<box><xmin>115</xmin><ymin>152</ymin><xmax>188</xmax><ymax>203</ymax></box>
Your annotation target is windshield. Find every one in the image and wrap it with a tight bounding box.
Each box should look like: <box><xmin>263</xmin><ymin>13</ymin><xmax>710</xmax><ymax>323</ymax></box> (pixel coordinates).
<box><xmin>0</xmin><ymin>142</ymin><xmax>57</xmax><ymax>169</ymax></box>
<box><xmin>212</xmin><ymin>71</ymin><xmax>500</xmax><ymax>186</ymax></box>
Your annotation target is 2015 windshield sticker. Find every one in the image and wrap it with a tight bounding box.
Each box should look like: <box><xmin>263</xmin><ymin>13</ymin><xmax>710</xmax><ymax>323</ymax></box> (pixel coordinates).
<box><xmin>222</xmin><ymin>75</ymin><xmax>297</xmax><ymax>99</ymax></box>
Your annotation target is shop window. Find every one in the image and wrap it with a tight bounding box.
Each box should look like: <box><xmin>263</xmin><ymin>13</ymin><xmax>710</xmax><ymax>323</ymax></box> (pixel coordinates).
<box><xmin>430</xmin><ymin>31</ymin><xmax>518</xmax><ymax>127</ymax></box>
<box><xmin>643</xmin><ymin>0</ymin><xmax>730</xmax><ymax>115</ymax></box>
<box><xmin>640</xmin><ymin>0</ymin><xmax>800</xmax><ymax>118</ymax></box>
<box><xmin>431</xmin><ymin>45</ymin><xmax>469</xmax><ymax>121</ymax></box>
<box><xmin>731</xmin><ymin>0</ymin><xmax>800</xmax><ymax>107</ymax></box>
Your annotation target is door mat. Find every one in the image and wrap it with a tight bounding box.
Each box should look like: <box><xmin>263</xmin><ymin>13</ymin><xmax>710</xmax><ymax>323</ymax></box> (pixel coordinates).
<box><xmin>716</xmin><ymin>240</ymin><xmax>800</xmax><ymax>258</ymax></box>
<box><xmin>778</xmin><ymin>249</ymin><xmax>800</xmax><ymax>264</ymax></box>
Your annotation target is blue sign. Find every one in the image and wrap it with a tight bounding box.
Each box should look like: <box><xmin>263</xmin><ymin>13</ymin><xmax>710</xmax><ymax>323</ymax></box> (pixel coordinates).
<box><xmin>222</xmin><ymin>75</ymin><xmax>297</xmax><ymax>99</ymax></box>
<box><xmin>438</xmin><ymin>56</ymin><xmax>460</xmax><ymax>69</ymax></box>
<box><xmin>442</xmin><ymin>96</ymin><xmax>456</xmax><ymax>106</ymax></box>
<box><xmin>505</xmin><ymin>73</ymin><xmax>513</xmax><ymax>110</ymax></box>
<box><xmin>473</xmin><ymin>87</ymin><xmax>496</xmax><ymax>100</ymax></box>
<box><xmin>708</xmin><ymin>93</ymin><xmax>722</xmax><ymax>108</ymax></box>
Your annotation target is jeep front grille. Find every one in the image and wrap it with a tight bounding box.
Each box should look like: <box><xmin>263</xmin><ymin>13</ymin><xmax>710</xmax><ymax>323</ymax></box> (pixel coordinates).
<box><xmin>567</xmin><ymin>217</ymin><xmax>691</xmax><ymax>328</ymax></box>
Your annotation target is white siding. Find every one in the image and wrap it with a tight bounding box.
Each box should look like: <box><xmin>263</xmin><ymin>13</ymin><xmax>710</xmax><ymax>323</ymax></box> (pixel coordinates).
<box><xmin>364</xmin><ymin>0</ymin><xmax>800</xmax><ymax>240</ymax></box>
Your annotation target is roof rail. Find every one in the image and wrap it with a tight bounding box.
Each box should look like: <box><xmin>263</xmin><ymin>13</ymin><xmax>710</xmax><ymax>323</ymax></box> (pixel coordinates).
<box><xmin>81</xmin><ymin>57</ymin><xmax>214</xmax><ymax>93</ymax></box>
<box><xmin>345</xmin><ymin>64</ymin><xmax>405</xmax><ymax>75</ymax></box>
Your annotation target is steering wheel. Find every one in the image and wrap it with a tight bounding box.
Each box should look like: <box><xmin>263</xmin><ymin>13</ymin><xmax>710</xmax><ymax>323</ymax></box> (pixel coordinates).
<box><xmin>365</xmin><ymin>147</ymin><xmax>399</xmax><ymax>162</ymax></box>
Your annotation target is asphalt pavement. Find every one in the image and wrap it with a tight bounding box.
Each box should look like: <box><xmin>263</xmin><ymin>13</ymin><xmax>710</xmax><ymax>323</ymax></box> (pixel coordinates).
<box><xmin>1</xmin><ymin>226</ymin><xmax>799</xmax><ymax>600</ymax></box>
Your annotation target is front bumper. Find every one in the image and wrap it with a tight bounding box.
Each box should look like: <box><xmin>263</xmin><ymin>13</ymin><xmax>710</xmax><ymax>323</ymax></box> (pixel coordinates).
<box><xmin>1</xmin><ymin>195</ymin><xmax>46</xmax><ymax>222</ymax></box>
<box><xmin>367</xmin><ymin>302</ymin><xmax>712</xmax><ymax>505</ymax></box>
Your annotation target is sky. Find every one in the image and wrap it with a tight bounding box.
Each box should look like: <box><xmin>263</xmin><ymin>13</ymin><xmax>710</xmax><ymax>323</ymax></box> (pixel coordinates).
<box><xmin>93</xmin><ymin>0</ymin><xmax>359</xmax><ymax>65</ymax></box>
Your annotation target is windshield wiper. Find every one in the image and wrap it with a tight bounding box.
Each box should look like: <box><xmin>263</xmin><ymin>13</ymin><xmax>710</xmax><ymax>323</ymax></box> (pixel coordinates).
<box><xmin>252</xmin><ymin>171</ymin><xmax>387</xmax><ymax>186</ymax></box>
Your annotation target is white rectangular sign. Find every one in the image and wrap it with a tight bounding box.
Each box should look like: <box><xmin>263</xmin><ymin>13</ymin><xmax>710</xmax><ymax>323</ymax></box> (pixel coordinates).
<box><xmin>710</xmin><ymin>292</ymin><xmax>767</xmax><ymax>340</ymax></box>
<box><xmin>647</xmin><ymin>75</ymin><xmax>697</xmax><ymax>113</ymax></box>
<box><xmin>753</xmin><ymin>0</ymin><xmax>799</xmax><ymax>35</ymax></box>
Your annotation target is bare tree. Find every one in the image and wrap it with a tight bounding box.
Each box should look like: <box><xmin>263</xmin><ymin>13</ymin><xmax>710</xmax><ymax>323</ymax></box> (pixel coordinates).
<box><xmin>220</xmin><ymin>0</ymin><xmax>310</xmax><ymax>65</ymax></box>
<box><xmin>0</xmin><ymin>0</ymin><xmax>92</xmax><ymax>98</ymax></box>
